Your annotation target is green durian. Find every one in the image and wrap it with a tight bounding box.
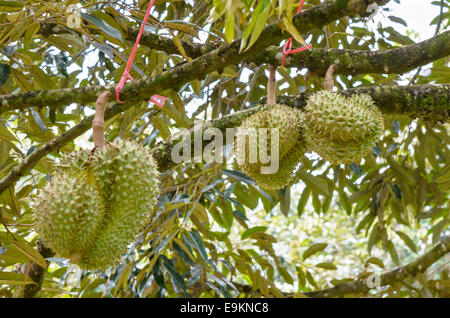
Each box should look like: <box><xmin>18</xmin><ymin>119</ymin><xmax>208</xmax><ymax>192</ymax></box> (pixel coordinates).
<box><xmin>303</xmin><ymin>91</ymin><xmax>384</xmax><ymax>164</ymax></box>
<box><xmin>234</xmin><ymin>104</ymin><xmax>307</xmax><ymax>190</ymax></box>
<box><xmin>33</xmin><ymin>140</ymin><xmax>160</xmax><ymax>270</ymax></box>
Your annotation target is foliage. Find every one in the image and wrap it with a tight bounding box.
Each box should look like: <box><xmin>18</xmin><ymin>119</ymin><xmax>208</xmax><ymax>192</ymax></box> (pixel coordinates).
<box><xmin>0</xmin><ymin>0</ymin><xmax>449</xmax><ymax>298</ymax></box>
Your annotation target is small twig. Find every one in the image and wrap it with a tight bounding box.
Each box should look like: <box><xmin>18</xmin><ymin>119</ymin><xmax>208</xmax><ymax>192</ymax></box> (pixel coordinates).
<box><xmin>323</xmin><ymin>26</ymin><xmax>330</xmax><ymax>48</ymax></box>
<box><xmin>408</xmin><ymin>67</ymin><xmax>422</xmax><ymax>85</ymax></box>
<box><xmin>435</xmin><ymin>0</ymin><xmax>444</xmax><ymax>36</ymax></box>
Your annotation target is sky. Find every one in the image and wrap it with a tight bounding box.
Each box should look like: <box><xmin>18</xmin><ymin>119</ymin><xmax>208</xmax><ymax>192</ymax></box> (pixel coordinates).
<box><xmin>374</xmin><ymin>0</ymin><xmax>443</xmax><ymax>40</ymax></box>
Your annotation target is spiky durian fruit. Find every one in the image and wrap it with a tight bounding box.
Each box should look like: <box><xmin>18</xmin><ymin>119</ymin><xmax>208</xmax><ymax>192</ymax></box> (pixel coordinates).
<box><xmin>34</xmin><ymin>140</ymin><xmax>159</xmax><ymax>270</ymax></box>
<box><xmin>303</xmin><ymin>91</ymin><xmax>384</xmax><ymax>164</ymax></box>
<box><xmin>234</xmin><ymin>104</ymin><xmax>307</xmax><ymax>190</ymax></box>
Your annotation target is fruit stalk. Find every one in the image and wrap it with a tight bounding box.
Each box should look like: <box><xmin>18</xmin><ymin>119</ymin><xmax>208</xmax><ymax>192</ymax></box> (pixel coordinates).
<box><xmin>92</xmin><ymin>91</ymin><xmax>109</xmax><ymax>149</ymax></box>
<box><xmin>267</xmin><ymin>65</ymin><xmax>277</xmax><ymax>106</ymax></box>
<box><xmin>323</xmin><ymin>64</ymin><xmax>337</xmax><ymax>91</ymax></box>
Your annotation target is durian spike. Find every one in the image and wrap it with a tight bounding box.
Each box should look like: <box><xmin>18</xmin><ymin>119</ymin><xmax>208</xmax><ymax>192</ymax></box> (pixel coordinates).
<box><xmin>267</xmin><ymin>65</ymin><xmax>277</xmax><ymax>106</ymax></box>
<box><xmin>323</xmin><ymin>64</ymin><xmax>337</xmax><ymax>92</ymax></box>
<box><xmin>92</xmin><ymin>91</ymin><xmax>109</xmax><ymax>149</ymax></box>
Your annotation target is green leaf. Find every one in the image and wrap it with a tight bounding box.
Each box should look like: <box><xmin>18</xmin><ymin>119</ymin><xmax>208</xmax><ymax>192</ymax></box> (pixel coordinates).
<box><xmin>315</xmin><ymin>262</ymin><xmax>337</xmax><ymax>270</ymax></box>
<box><xmin>241</xmin><ymin>226</ymin><xmax>267</xmax><ymax>239</ymax></box>
<box><xmin>303</xmin><ymin>243</ymin><xmax>327</xmax><ymax>261</ymax></box>
<box><xmin>233</xmin><ymin>210</ymin><xmax>248</xmax><ymax>221</ymax></box>
<box><xmin>244</xmin><ymin>0</ymin><xmax>271</xmax><ymax>52</ymax></box>
<box><xmin>277</xmin><ymin>266</ymin><xmax>294</xmax><ymax>284</ymax></box>
<box><xmin>367</xmin><ymin>223</ymin><xmax>381</xmax><ymax>253</ymax></box>
<box><xmin>225</xmin><ymin>0</ymin><xmax>235</xmax><ymax>43</ymax></box>
<box><xmin>296</xmin><ymin>267</ymin><xmax>306</xmax><ymax>288</ymax></box>
<box><xmin>365</xmin><ymin>257</ymin><xmax>385</xmax><ymax>269</ymax></box>
<box><xmin>239</xmin><ymin>0</ymin><xmax>265</xmax><ymax>52</ymax></box>
<box><xmin>388</xmin><ymin>16</ymin><xmax>408</xmax><ymax>27</ymax></box>
<box><xmin>387</xmin><ymin>157</ymin><xmax>415</xmax><ymax>185</ymax></box>
<box><xmin>163</xmin><ymin>20</ymin><xmax>199</xmax><ymax>38</ymax></box>
<box><xmin>0</xmin><ymin>271</ymin><xmax>37</xmax><ymax>286</ymax></box>
<box><xmin>297</xmin><ymin>187</ymin><xmax>311</xmax><ymax>217</ymax></box>
<box><xmin>281</xmin><ymin>16</ymin><xmax>307</xmax><ymax>47</ymax></box>
<box><xmin>386</xmin><ymin>240</ymin><xmax>399</xmax><ymax>265</ymax></box>
<box><xmin>171</xmin><ymin>32</ymin><xmax>191</xmax><ymax>61</ymax></box>
<box><xmin>81</xmin><ymin>13</ymin><xmax>124</xmax><ymax>43</ymax></box>
<box><xmin>29</xmin><ymin>65</ymin><xmax>56</xmax><ymax>90</ymax></box>
<box><xmin>223</xmin><ymin>169</ymin><xmax>255</xmax><ymax>185</ymax></box>
<box><xmin>296</xmin><ymin>170</ymin><xmax>329</xmax><ymax>196</ymax></box>
<box><xmin>10</xmin><ymin>238</ymin><xmax>47</xmax><ymax>269</ymax></box>
<box><xmin>31</xmin><ymin>110</ymin><xmax>47</xmax><ymax>134</ymax></box>
<box><xmin>23</xmin><ymin>22</ymin><xmax>40</xmax><ymax>48</ymax></box>
<box><xmin>305</xmin><ymin>270</ymin><xmax>318</xmax><ymax>288</ymax></box>
<box><xmin>311</xmin><ymin>192</ymin><xmax>321</xmax><ymax>213</ymax></box>
<box><xmin>279</xmin><ymin>187</ymin><xmax>291</xmax><ymax>216</ymax></box>
<box><xmin>0</xmin><ymin>63</ymin><xmax>10</xmax><ymax>87</ymax></box>
<box><xmin>161</xmin><ymin>257</ymin><xmax>188</xmax><ymax>295</ymax></box>
<box><xmin>432</xmin><ymin>219</ymin><xmax>448</xmax><ymax>245</ymax></box>
<box><xmin>0</xmin><ymin>1</ymin><xmax>24</xmax><ymax>12</ymax></box>
<box><xmin>188</xmin><ymin>230</ymin><xmax>209</xmax><ymax>261</ymax></box>
<box><xmin>0</xmin><ymin>124</ymin><xmax>18</xmax><ymax>142</ymax></box>
<box><xmin>394</xmin><ymin>230</ymin><xmax>417</xmax><ymax>253</ymax></box>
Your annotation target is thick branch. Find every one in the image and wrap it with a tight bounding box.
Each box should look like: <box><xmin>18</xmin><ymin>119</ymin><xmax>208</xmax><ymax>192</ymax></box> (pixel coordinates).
<box><xmin>303</xmin><ymin>235</ymin><xmax>450</xmax><ymax>297</ymax></box>
<box><xmin>232</xmin><ymin>236</ymin><xmax>450</xmax><ymax>298</ymax></box>
<box><xmin>0</xmin><ymin>0</ymin><xmax>391</xmax><ymax>114</ymax></box>
<box><xmin>153</xmin><ymin>84</ymin><xmax>450</xmax><ymax>172</ymax></box>
<box><xmin>273</xmin><ymin>84</ymin><xmax>450</xmax><ymax>121</ymax></box>
<box><xmin>1</xmin><ymin>84</ymin><xmax>447</xmax><ymax>197</ymax></box>
<box><xmin>130</xmin><ymin>25</ymin><xmax>450</xmax><ymax>77</ymax></box>
<box><xmin>257</xmin><ymin>30</ymin><xmax>450</xmax><ymax>75</ymax></box>
<box><xmin>88</xmin><ymin>3</ymin><xmax>450</xmax><ymax>77</ymax></box>
<box><xmin>4</xmin><ymin>30</ymin><xmax>446</xmax><ymax>115</ymax></box>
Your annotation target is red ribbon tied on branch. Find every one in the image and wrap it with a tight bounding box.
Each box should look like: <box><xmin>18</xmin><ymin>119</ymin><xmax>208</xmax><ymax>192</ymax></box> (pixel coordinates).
<box><xmin>281</xmin><ymin>0</ymin><xmax>312</xmax><ymax>67</ymax></box>
<box><xmin>115</xmin><ymin>0</ymin><xmax>166</xmax><ymax>107</ymax></box>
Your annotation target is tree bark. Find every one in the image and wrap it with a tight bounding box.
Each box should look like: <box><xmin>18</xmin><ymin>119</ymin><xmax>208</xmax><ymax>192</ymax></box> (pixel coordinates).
<box><xmin>303</xmin><ymin>235</ymin><xmax>450</xmax><ymax>298</ymax></box>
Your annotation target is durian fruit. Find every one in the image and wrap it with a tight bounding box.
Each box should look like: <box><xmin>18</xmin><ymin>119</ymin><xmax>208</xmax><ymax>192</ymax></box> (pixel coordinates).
<box><xmin>303</xmin><ymin>91</ymin><xmax>384</xmax><ymax>164</ymax></box>
<box><xmin>33</xmin><ymin>140</ymin><xmax>160</xmax><ymax>270</ymax></box>
<box><xmin>234</xmin><ymin>104</ymin><xmax>307</xmax><ymax>190</ymax></box>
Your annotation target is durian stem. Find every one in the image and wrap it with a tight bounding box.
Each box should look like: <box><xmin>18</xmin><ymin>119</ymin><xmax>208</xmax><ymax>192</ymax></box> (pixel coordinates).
<box><xmin>92</xmin><ymin>91</ymin><xmax>109</xmax><ymax>149</ymax></box>
<box><xmin>323</xmin><ymin>64</ymin><xmax>337</xmax><ymax>91</ymax></box>
<box><xmin>267</xmin><ymin>65</ymin><xmax>277</xmax><ymax>106</ymax></box>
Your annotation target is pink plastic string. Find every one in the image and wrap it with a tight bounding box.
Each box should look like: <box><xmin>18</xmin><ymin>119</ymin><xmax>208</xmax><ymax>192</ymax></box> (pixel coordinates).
<box><xmin>115</xmin><ymin>0</ymin><xmax>165</xmax><ymax>107</ymax></box>
<box><xmin>281</xmin><ymin>0</ymin><xmax>312</xmax><ymax>67</ymax></box>
<box><xmin>150</xmin><ymin>94</ymin><xmax>167</xmax><ymax>107</ymax></box>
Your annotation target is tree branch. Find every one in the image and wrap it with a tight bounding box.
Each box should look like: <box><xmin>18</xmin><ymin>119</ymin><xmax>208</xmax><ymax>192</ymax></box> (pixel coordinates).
<box><xmin>3</xmin><ymin>30</ymin><xmax>447</xmax><ymax>115</ymax></box>
<box><xmin>273</xmin><ymin>84</ymin><xmax>450</xmax><ymax>121</ymax></box>
<box><xmin>90</xmin><ymin>2</ymin><xmax>450</xmax><ymax>78</ymax></box>
<box><xmin>303</xmin><ymin>235</ymin><xmax>450</xmax><ymax>297</ymax></box>
<box><xmin>0</xmin><ymin>0</ymin><xmax>392</xmax><ymax>114</ymax></box>
<box><xmin>232</xmin><ymin>236</ymin><xmax>450</xmax><ymax>298</ymax></box>
<box><xmin>154</xmin><ymin>84</ymin><xmax>450</xmax><ymax>172</ymax></box>
<box><xmin>1</xmin><ymin>84</ymin><xmax>448</xmax><ymax>196</ymax></box>
<box><xmin>256</xmin><ymin>30</ymin><xmax>450</xmax><ymax>75</ymax></box>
